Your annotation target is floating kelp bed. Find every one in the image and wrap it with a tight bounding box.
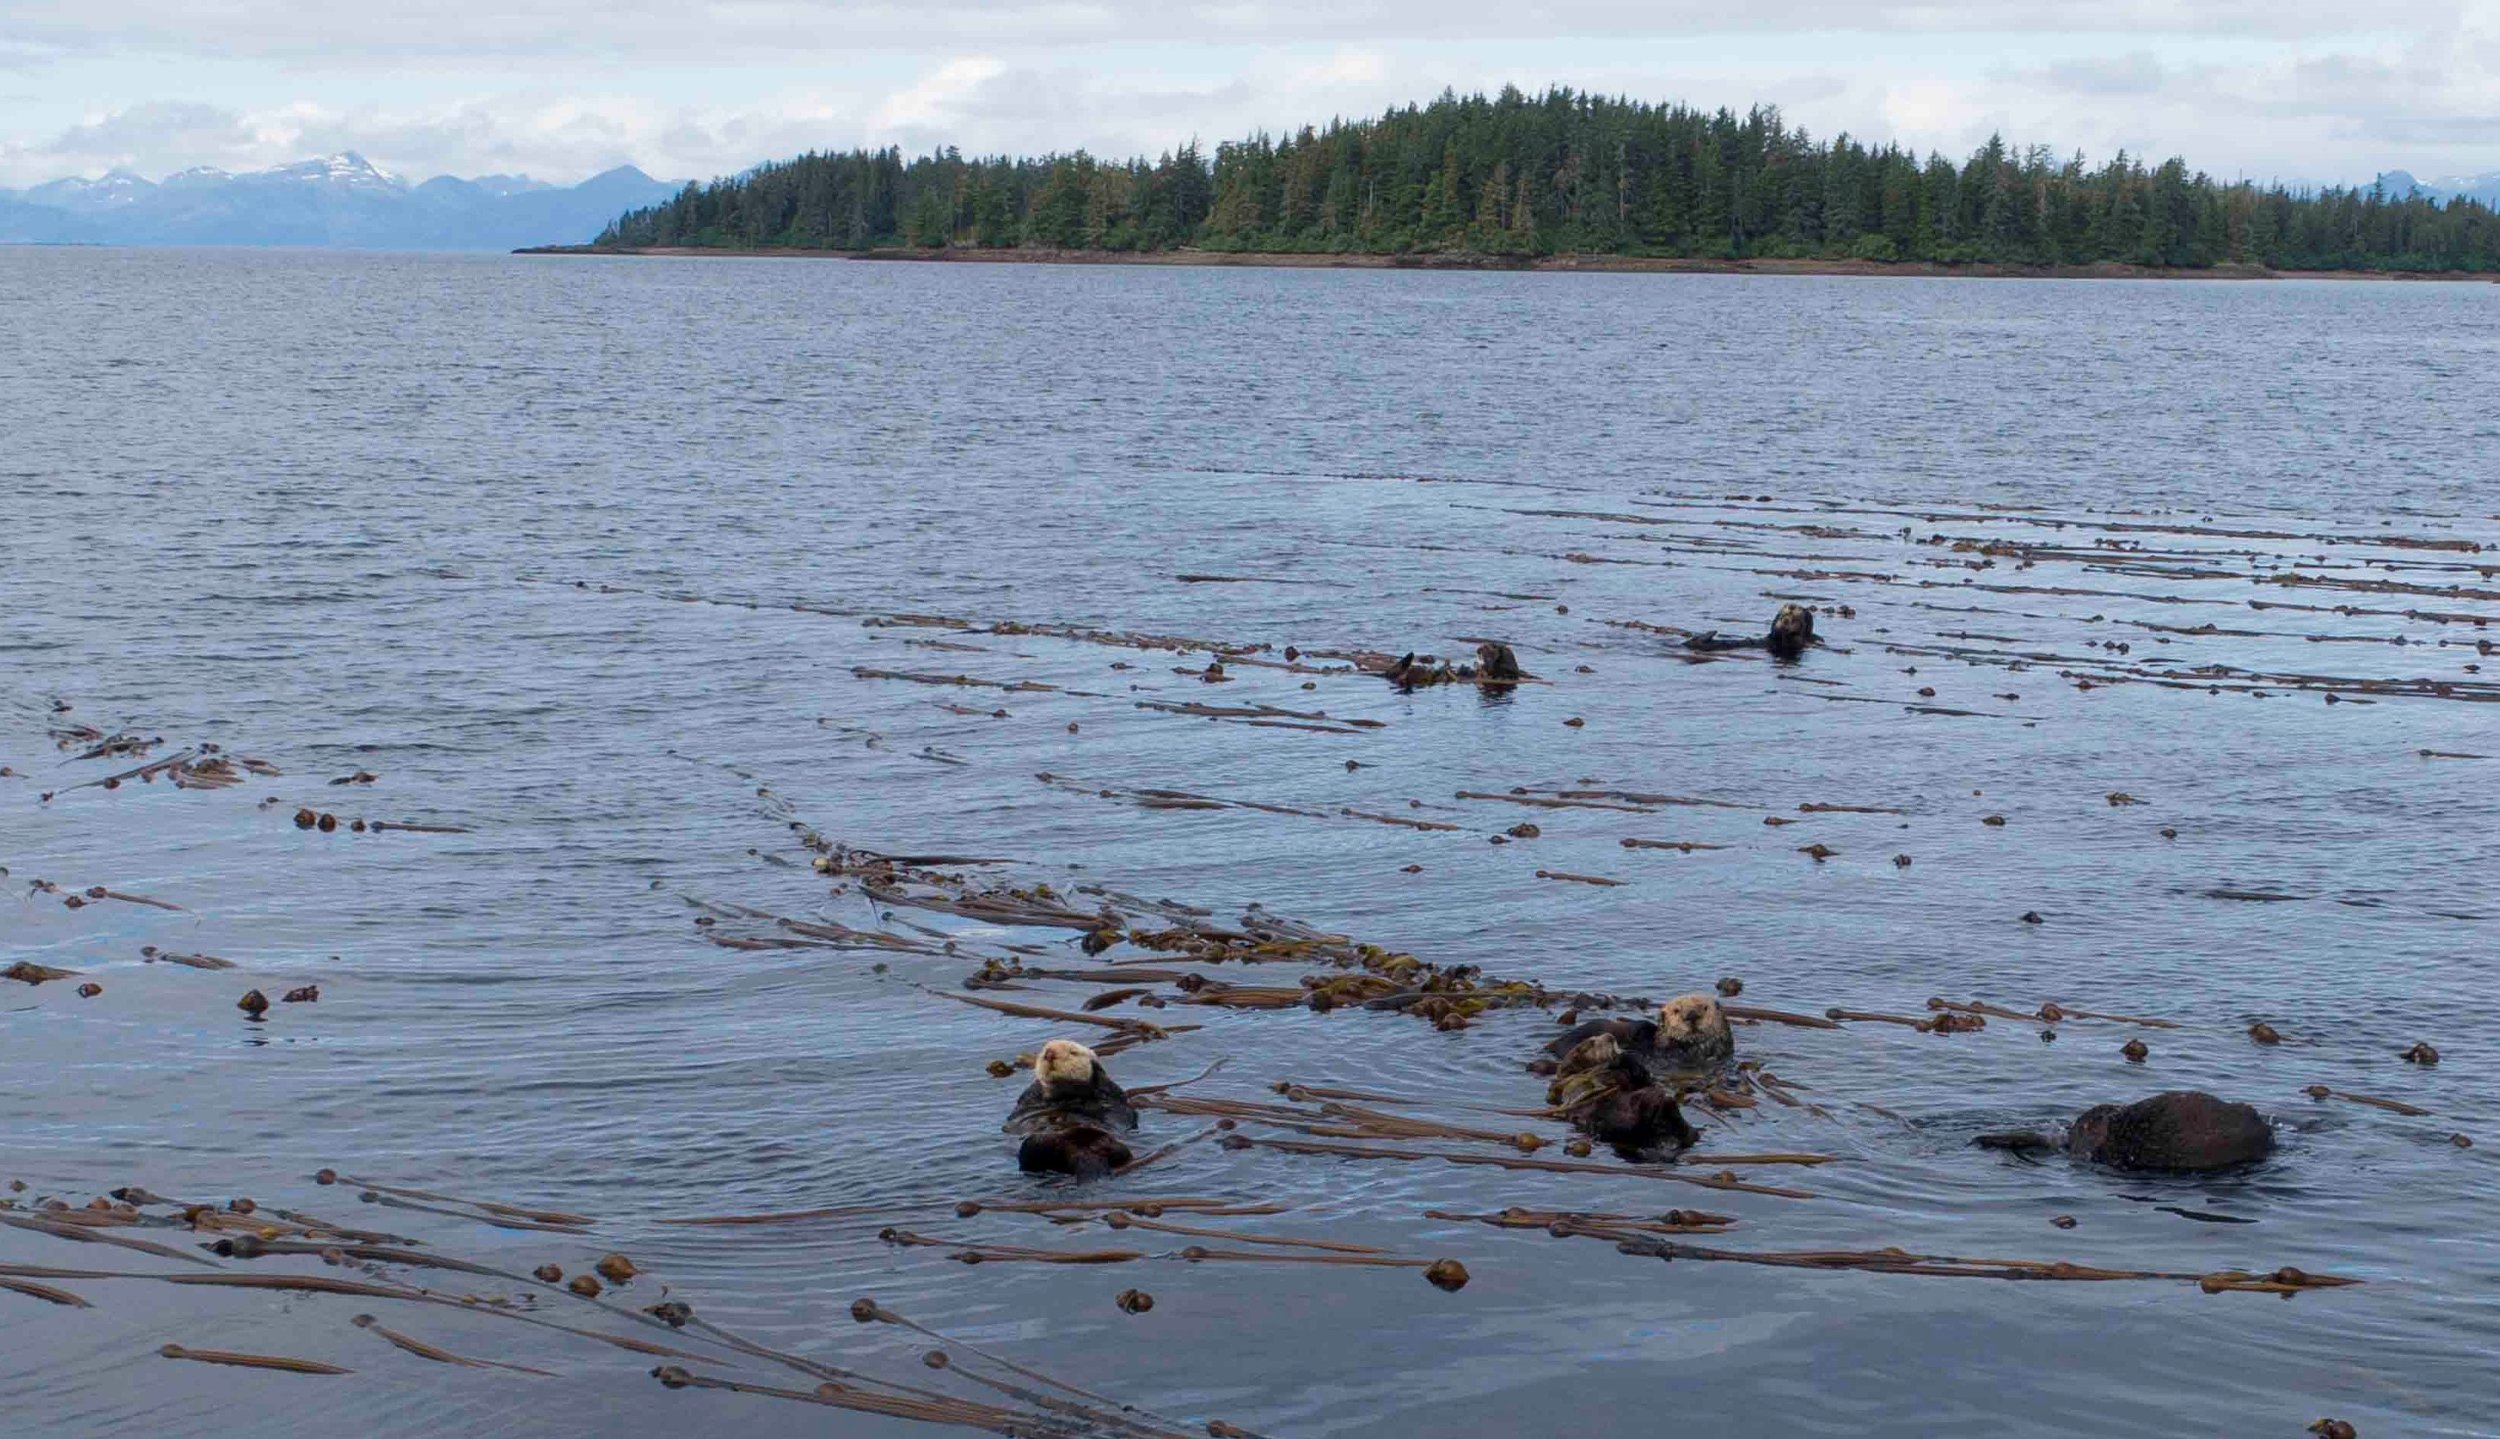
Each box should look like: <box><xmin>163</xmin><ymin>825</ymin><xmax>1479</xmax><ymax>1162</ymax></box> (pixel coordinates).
<box><xmin>11</xmin><ymin>476</ymin><xmax>2491</xmax><ymax>1438</ymax></box>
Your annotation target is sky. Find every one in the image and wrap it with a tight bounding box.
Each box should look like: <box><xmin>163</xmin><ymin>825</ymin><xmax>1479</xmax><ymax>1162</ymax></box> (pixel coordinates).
<box><xmin>1</xmin><ymin>2</ymin><xmax>2495</xmax><ymax>189</ymax></box>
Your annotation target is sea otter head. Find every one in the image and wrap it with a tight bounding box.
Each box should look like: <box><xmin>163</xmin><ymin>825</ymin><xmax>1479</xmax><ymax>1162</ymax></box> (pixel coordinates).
<box><xmin>1555</xmin><ymin>1032</ymin><xmax>1621</xmax><ymax>1079</ymax></box>
<box><xmin>1035</xmin><ymin>1038</ymin><xmax>1099</xmax><ymax>1089</ymax></box>
<box><xmin>1657</xmin><ymin>994</ymin><xmax>1732</xmax><ymax>1052</ymax></box>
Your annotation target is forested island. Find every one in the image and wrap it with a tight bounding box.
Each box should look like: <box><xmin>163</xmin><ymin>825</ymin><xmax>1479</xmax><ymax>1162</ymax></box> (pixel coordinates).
<box><xmin>591</xmin><ymin>87</ymin><xmax>2500</xmax><ymax>274</ymax></box>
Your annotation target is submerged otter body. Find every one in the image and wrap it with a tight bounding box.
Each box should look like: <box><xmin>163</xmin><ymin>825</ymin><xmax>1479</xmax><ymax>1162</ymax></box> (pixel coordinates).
<box><xmin>1007</xmin><ymin>1039</ymin><xmax>1139</xmax><ymax>1177</ymax></box>
<box><xmin>1544</xmin><ymin>994</ymin><xmax>1735</xmax><ymax>1073</ymax></box>
<box><xmin>1017</xmin><ymin>1125</ymin><xmax>1132</xmax><ymax>1177</ymax></box>
<box><xmin>2066</xmin><ymin>1091</ymin><xmax>2274</xmax><ymax>1173</ymax></box>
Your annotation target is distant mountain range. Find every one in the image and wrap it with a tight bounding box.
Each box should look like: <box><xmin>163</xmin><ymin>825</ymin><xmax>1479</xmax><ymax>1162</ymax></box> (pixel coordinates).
<box><xmin>2372</xmin><ymin>170</ymin><xmax>2500</xmax><ymax>207</ymax></box>
<box><xmin>0</xmin><ymin>152</ymin><xmax>681</xmax><ymax>250</ymax></box>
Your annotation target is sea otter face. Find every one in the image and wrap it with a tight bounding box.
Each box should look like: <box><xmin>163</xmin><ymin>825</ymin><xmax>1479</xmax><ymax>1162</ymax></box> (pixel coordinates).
<box><xmin>1657</xmin><ymin>994</ymin><xmax>1732</xmax><ymax>1051</ymax></box>
<box><xmin>1035</xmin><ymin>1038</ymin><xmax>1099</xmax><ymax>1088</ymax></box>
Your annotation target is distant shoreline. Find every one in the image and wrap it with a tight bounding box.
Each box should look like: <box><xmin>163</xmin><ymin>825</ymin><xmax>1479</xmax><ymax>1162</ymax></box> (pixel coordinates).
<box><xmin>515</xmin><ymin>244</ymin><xmax>2499</xmax><ymax>283</ymax></box>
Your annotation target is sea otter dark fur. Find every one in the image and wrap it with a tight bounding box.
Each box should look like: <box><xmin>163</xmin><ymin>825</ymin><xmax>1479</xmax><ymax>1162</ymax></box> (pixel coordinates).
<box><xmin>1765</xmin><ymin>604</ymin><xmax>1816</xmax><ymax>661</ymax></box>
<box><xmin>1017</xmin><ymin>1124</ymin><xmax>1134</xmax><ymax>1177</ymax></box>
<box><xmin>1546</xmin><ymin>1035</ymin><xmax>1698</xmax><ymax>1153</ymax></box>
<box><xmin>1543</xmin><ymin>993</ymin><xmax>1735</xmax><ymax>1073</ymax></box>
<box><xmin>1475</xmin><ymin>642</ymin><xmax>1523</xmax><ymax>682</ymax></box>
<box><xmin>1005</xmin><ymin>1038</ymin><xmax>1138</xmax><ymax>1135</ymax></box>
<box><xmin>1385</xmin><ymin>652</ymin><xmax>1458</xmax><ymax>688</ymax></box>
<box><xmin>2066</xmin><ymin>1091</ymin><xmax>2274</xmax><ymax>1173</ymax></box>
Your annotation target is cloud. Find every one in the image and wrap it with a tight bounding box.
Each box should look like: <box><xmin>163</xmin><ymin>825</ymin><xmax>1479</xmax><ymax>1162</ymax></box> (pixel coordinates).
<box><xmin>3</xmin><ymin>3</ymin><xmax>2498</xmax><ymax>189</ymax></box>
<box><xmin>0</xmin><ymin>0</ymin><xmax>2450</xmax><ymax>65</ymax></box>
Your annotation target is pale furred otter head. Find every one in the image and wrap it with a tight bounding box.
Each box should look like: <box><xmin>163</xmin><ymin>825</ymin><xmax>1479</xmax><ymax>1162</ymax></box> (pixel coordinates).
<box><xmin>1035</xmin><ymin>1038</ymin><xmax>1099</xmax><ymax>1088</ymax></box>
<box><xmin>1657</xmin><ymin>994</ymin><xmax>1733</xmax><ymax>1053</ymax></box>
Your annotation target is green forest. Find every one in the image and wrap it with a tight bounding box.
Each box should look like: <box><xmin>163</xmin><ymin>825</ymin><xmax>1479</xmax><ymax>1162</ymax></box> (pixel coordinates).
<box><xmin>597</xmin><ymin>87</ymin><xmax>2500</xmax><ymax>272</ymax></box>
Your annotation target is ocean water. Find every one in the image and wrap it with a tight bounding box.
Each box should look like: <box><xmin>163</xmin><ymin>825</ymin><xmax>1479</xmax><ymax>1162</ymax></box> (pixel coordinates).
<box><xmin>2</xmin><ymin>247</ymin><xmax>2496</xmax><ymax>1437</ymax></box>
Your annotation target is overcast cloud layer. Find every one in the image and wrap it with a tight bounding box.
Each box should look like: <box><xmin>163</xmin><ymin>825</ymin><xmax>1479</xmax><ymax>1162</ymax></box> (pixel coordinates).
<box><xmin>2</xmin><ymin>1</ymin><xmax>2495</xmax><ymax>188</ymax></box>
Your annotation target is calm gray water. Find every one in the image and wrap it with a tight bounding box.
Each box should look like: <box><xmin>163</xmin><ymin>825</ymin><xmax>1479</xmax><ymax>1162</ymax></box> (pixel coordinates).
<box><xmin>3</xmin><ymin>248</ymin><xmax>2496</xmax><ymax>1437</ymax></box>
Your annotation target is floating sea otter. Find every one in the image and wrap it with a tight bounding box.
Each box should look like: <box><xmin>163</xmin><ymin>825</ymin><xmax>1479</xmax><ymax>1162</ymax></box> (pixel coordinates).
<box><xmin>1382</xmin><ymin>642</ymin><xmax>1526</xmax><ymax>689</ymax></box>
<box><xmin>1978</xmin><ymin>1091</ymin><xmax>2275</xmax><ymax>1174</ymax></box>
<box><xmin>1684</xmin><ymin>604</ymin><xmax>1818</xmax><ymax>661</ymax></box>
<box><xmin>1384</xmin><ymin>653</ymin><xmax>1457</xmax><ymax>688</ymax></box>
<box><xmin>1005</xmin><ymin>1038</ymin><xmax>1139</xmax><ymax>1177</ymax></box>
<box><xmin>1546</xmin><ymin>1033</ymin><xmax>1697</xmax><ymax>1153</ymax></box>
<box><xmin>1543</xmin><ymin>993</ymin><xmax>1736</xmax><ymax>1073</ymax></box>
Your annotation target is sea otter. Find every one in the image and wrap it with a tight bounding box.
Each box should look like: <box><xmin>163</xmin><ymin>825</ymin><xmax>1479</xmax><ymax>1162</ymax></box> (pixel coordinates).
<box><xmin>1385</xmin><ymin>653</ymin><xmax>1458</xmax><ymax>688</ymax></box>
<box><xmin>1475</xmin><ymin>642</ymin><xmax>1523</xmax><ymax>683</ymax></box>
<box><xmin>1682</xmin><ymin>605</ymin><xmax>1819</xmax><ymax>661</ymax></box>
<box><xmin>1005</xmin><ymin>1039</ymin><xmax>1139</xmax><ymax>1176</ymax></box>
<box><xmin>1544</xmin><ymin>993</ymin><xmax>1735</xmax><ymax>1073</ymax></box>
<box><xmin>1765</xmin><ymin>604</ymin><xmax>1816</xmax><ymax>661</ymax></box>
<box><xmin>1977</xmin><ymin>1091</ymin><xmax>2275</xmax><ymax>1174</ymax></box>
<box><xmin>1546</xmin><ymin>1033</ymin><xmax>1697</xmax><ymax>1153</ymax></box>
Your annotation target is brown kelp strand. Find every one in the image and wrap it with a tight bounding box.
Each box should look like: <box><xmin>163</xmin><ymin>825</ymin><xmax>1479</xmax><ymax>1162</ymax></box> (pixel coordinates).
<box><xmin>138</xmin><ymin>946</ymin><xmax>239</xmax><ymax>970</ymax></box>
<box><xmin>936</xmin><ymin>991</ymin><xmax>1188</xmax><ymax>1039</ymax></box>
<box><xmin>205</xmin><ymin>1234</ymin><xmax>524</xmax><ymax>1284</ymax></box>
<box><xmin>0</xmin><ymin>1213</ymin><xmax>222</xmax><ymax>1265</ymax></box>
<box><xmin>1720</xmin><ymin>1005</ymin><xmax>1846</xmax><ymax>1030</ymax></box>
<box><xmin>317</xmin><ymin>1171</ymin><xmax>595</xmax><ymax>1228</ymax></box>
<box><xmin>1174</xmin><ymin>1246</ymin><xmax>1446</xmax><ymax>1272</ymax></box>
<box><xmin>349</xmin><ymin>1192</ymin><xmax>594</xmax><ymax>1234</ymax></box>
<box><xmin>348</xmin><ymin>1314</ymin><xmax>557</xmax><ymax>1376</ymax></box>
<box><xmin>1227</xmin><ymin>1136</ymin><xmax>1817</xmax><ymax>1198</ymax></box>
<box><xmin>881</xmin><ymin>1228</ymin><xmax>1150</xmax><ymax>1264</ymax></box>
<box><xmin>1607</xmin><ymin>1235</ymin><xmax>2359</xmax><ymax>1295</ymax></box>
<box><xmin>1427</xmin><ymin>1207</ymin><xmax>1738</xmax><ymax>1236</ymax></box>
<box><xmin>2303</xmin><ymin>1086</ymin><xmax>2432</xmax><ymax>1117</ymax></box>
<box><xmin>1098</xmin><ymin>1213</ymin><xmax>1390</xmax><ymax>1254</ymax></box>
<box><xmin>0</xmin><ymin>1276</ymin><xmax>93</xmax><ymax>1306</ymax></box>
<box><xmin>159</xmin><ymin>1344</ymin><xmax>351</xmax><ymax>1376</ymax></box>
<box><xmin>2035</xmin><ymin>1004</ymin><xmax>2181</xmax><ymax>1029</ymax></box>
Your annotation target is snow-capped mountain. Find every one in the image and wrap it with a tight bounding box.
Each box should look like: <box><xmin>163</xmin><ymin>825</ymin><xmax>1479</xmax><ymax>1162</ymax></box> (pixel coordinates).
<box><xmin>0</xmin><ymin>155</ymin><xmax>679</xmax><ymax>249</ymax></box>
<box><xmin>256</xmin><ymin>151</ymin><xmax>406</xmax><ymax>191</ymax></box>
<box><xmin>2374</xmin><ymin>169</ymin><xmax>2500</xmax><ymax>206</ymax></box>
<box><xmin>22</xmin><ymin>168</ymin><xmax>160</xmax><ymax>212</ymax></box>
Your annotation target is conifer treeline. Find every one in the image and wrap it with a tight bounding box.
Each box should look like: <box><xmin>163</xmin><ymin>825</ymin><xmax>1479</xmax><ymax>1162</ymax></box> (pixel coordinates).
<box><xmin>598</xmin><ymin>87</ymin><xmax>2500</xmax><ymax>272</ymax></box>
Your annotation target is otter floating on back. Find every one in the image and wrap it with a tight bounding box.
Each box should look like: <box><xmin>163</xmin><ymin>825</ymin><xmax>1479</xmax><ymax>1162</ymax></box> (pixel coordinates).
<box><xmin>1684</xmin><ymin>605</ymin><xmax>1818</xmax><ymax>662</ymax></box>
<box><xmin>1383</xmin><ymin>642</ymin><xmax>1526</xmax><ymax>689</ymax></box>
<box><xmin>1006</xmin><ymin>1038</ymin><xmax>1139</xmax><ymax>1177</ymax></box>
<box><xmin>1544</xmin><ymin>993</ymin><xmax>1736</xmax><ymax>1074</ymax></box>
